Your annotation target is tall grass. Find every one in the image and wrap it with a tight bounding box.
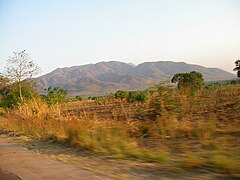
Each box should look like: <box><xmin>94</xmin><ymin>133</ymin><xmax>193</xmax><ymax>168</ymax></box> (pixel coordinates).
<box><xmin>0</xmin><ymin>84</ymin><xmax>239</xmax><ymax>172</ymax></box>
<box><xmin>0</xmin><ymin>97</ymin><xmax>168</xmax><ymax>162</ymax></box>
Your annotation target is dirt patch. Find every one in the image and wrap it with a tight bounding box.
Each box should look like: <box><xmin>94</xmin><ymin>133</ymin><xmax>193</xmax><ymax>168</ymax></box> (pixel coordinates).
<box><xmin>0</xmin><ymin>138</ymin><xmax>112</xmax><ymax>180</ymax></box>
<box><xmin>0</xmin><ymin>169</ymin><xmax>21</xmax><ymax>180</ymax></box>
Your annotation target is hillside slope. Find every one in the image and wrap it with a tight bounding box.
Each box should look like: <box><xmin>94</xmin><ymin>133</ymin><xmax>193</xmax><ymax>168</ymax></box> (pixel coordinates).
<box><xmin>36</xmin><ymin>61</ymin><xmax>235</xmax><ymax>96</ymax></box>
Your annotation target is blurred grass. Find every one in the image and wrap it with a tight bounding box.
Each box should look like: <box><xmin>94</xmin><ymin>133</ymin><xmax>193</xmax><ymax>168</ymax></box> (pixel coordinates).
<box><xmin>0</xmin><ymin>83</ymin><xmax>239</xmax><ymax>173</ymax></box>
<box><xmin>208</xmin><ymin>153</ymin><xmax>240</xmax><ymax>174</ymax></box>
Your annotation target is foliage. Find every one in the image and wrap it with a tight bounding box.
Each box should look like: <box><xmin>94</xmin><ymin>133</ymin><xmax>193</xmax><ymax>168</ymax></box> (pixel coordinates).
<box><xmin>3</xmin><ymin>50</ymin><xmax>40</xmax><ymax>101</ymax></box>
<box><xmin>0</xmin><ymin>83</ymin><xmax>36</xmax><ymax>108</ymax></box>
<box><xmin>91</xmin><ymin>96</ymin><xmax>98</xmax><ymax>101</ymax></box>
<box><xmin>0</xmin><ymin>74</ymin><xmax>10</xmax><ymax>89</ymax></box>
<box><xmin>146</xmin><ymin>86</ymin><xmax>171</xmax><ymax>121</ymax></box>
<box><xmin>44</xmin><ymin>87</ymin><xmax>67</xmax><ymax>105</ymax></box>
<box><xmin>0</xmin><ymin>75</ymin><xmax>10</xmax><ymax>100</ymax></box>
<box><xmin>114</xmin><ymin>90</ymin><xmax>148</xmax><ymax>102</ymax></box>
<box><xmin>171</xmin><ymin>71</ymin><xmax>204</xmax><ymax>95</ymax></box>
<box><xmin>127</xmin><ymin>91</ymin><xmax>147</xmax><ymax>102</ymax></box>
<box><xmin>115</xmin><ymin>90</ymin><xmax>128</xmax><ymax>99</ymax></box>
<box><xmin>75</xmin><ymin>95</ymin><xmax>82</xmax><ymax>101</ymax></box>
<box><xmin>233</xmin><ymin>59</ymin><xmax>240</xmax><ymax>77</ymax></box>
<box><xmin>90</xmin><ymin>95</ymin><xmax>113</xmax><ymax>103</ymax></box>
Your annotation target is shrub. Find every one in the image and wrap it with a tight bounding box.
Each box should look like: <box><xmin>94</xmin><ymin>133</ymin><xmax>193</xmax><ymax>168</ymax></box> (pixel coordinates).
<box><xmin>115</xmin><ymin>90</ymin><xmax>128</xmax><ymax>99</ymax></box>
<box><xmin>171</xmin><ymin>71</ymin><xmax>204</xmax><ymax>95</ymax></box>
<box><xmin>44</xmin><ymin>87</ymin><xmax>67</xmax><ymax>105</ymax></box>
<box><xmin>127</xmin><ymin>91</ymin><xmax>147</xmax><ymax>102</ymax></box>
<box><xmin>0</xmin><ymin>83</ymin><xmax>36</xmax><ymax>108</ymax></box>
<box><xmin>75</xmin><ymin>95</ymin><xmax>82</xmax><ymax>101</ymax></box>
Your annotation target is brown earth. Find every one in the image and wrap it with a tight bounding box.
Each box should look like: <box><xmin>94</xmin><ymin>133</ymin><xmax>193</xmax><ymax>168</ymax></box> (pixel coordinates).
<box><xmin>0</xmin><ymin>169</ymin><xmax>21</xmax><ymax>180</ymax></box>
<box><xmin>0</xmin><ymin>139</ymin><xmax>112</xmax><ymax>180</ymax></box>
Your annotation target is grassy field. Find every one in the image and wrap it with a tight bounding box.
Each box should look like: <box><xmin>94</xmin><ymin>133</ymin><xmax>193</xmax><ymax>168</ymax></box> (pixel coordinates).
<box><xmin>0</xmin><ymin>83</ymin><xmax>240</xmax><ymax>176</ymax></box>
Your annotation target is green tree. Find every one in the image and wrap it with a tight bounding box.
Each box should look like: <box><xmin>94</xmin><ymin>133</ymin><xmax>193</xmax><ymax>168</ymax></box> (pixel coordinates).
<box><xmin>233</xmin><ymin>59</ymin><xmax>240</xmax><ymax>77</ymax></box>
<box><xmin>115</xmin><ymin>90</ymin><xmax>128</xmax><ymax>99</ymax></box>
<box><xmin>44</xmin><ymin>87</ymin><xmax>67</xmax><ymax>105</ymax></box>
<box><xmin>75</xmin><ymin>95</ymin><xmax>82</xmax><ymax>101</ymax></box>
<box><xmin>135</xmin><ymin>91</ymin><xmax>148</xmax><ymax>102</ymax></box>
<box><xmin>127</xmin><ymin>91</ymin><xmax>147</xmax><ymax>102</ymax></box>
<box><xmin>0</xmin><ymin>82</ymin><xmax>36</xmax><ymax>108</ymax></box>
<box><xmin>171</xmin><ymin>71</ymin><xmax>204</xmax><ymax>95</ymax></box>
<box><xmin>4</xmin><ymin>50</ymin><xmax>40</xmax><ymax>102</ymax></box>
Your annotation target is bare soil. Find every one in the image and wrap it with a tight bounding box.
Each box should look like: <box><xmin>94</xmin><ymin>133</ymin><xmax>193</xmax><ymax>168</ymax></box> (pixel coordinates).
<box><xmin>0</xmin><ymin>138</ymin><xmax>112</xmax><ymax>180</ymax></box>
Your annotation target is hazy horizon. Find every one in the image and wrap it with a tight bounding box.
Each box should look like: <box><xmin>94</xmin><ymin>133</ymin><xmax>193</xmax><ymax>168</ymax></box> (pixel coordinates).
<box><xmin>0</xmin><ymin>0</ymin><xmax>239</xmax><ymax>75</ymax></box>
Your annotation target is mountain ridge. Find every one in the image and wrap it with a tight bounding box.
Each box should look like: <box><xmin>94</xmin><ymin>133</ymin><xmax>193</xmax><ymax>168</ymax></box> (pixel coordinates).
<box><xmin>36</xmin><ymin>61</ymin><xmax>235</xmax><ymax>96</ymax></box>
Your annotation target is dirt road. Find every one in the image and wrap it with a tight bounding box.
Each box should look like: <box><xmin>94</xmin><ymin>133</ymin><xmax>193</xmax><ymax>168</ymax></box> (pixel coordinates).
<box><xmin>0</xmin><ymin>139</ymin><xmax>112</xmax><ymax>180</ymax></box>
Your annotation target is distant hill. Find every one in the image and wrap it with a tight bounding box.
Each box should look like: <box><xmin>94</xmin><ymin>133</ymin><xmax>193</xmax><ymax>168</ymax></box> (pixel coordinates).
<box><xmin>36</xmin><ymin>61</ymin><xmax>235</xmax><ymax>96</ymax></box>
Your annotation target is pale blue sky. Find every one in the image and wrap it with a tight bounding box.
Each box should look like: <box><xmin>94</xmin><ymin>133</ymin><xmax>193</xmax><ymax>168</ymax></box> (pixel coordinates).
<box><xmin>0</xmin><ymin>0</ymin><xmax>239</xmax><ymax>76</ymax></box>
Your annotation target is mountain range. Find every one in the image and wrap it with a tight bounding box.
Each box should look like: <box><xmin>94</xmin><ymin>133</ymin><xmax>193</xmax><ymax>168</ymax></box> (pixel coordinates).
<box><xmin>36</xmin><ymin>61</ymin><xmax>235</xmax><ymax>96</ymax></box>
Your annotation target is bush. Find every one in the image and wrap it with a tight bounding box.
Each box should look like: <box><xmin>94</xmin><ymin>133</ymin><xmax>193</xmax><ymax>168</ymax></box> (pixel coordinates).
<box><xmin>0</xmin><ymin>84</ymin><xmax>36</xmax><ymax>108</ymax></box>
<box><xmin>44</xmin><ymin>87</ymin><xmax>67</xmax><ymax>105</ymax></box>
<box><xmin>171</xmin><ymin>71</ymin><xmax>204</xmax><ymax>95</ymax></box>
<box><xmin>127</xmin><ymin>91</ymin><xmax>147</xmax><ymax>102</ymax></box>
<box><xmin>115</xmin><ymin>90</ymin><xmax>128</xmax><ymax>99</ymax></box>
<box><xmin>75</xmin><ymin>95</ymin><xmax>82</xmax><ymax>101</ymax></box>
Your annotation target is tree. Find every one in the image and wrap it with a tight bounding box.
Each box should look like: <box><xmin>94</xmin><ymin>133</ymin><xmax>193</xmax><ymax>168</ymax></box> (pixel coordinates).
<box><xmin>233</xmin><ymin>59</ymin><xmax>240</xmax><ymax>77</ymax></box>
<box><xmin>0</xmin><ymin>74</ymin><xmax>10</xmax><ymax>101</ymax></box>
<box><xmin>171</xmin><ymin>71</ymin><xmax>204</xmax><ymax>95</ymax></box>
<box><xmin>4</xmin><ymin>50</ymin><xmax>40</xmax><ymax>102</ymax></box>
<box><xmin>0</xmin><ymin>82</ymin><xmax>36</xmax><ymax>108</ymax></box>
<box><xmin>127</xmin><ymin>91</ymin><xmax>147</xmax><ymax>102</ymax></box>
<box><xmin>44</xmin><ymin>87</ymin><xmax>67</xmax><ymax>105</ymax></box>
<box><xmin>115</xmin><ymin>90</ymin><xmax>128</xmax><ymax>99</ymax></box>
<box><xmin>75</xmin><ymin>95</ymin><xmax>82</xmax><ymax>101</ymax></box>
<box><xmin>0</xmin><ymin>74</ymin><xmax>10</xmax><ymax>89</ymax></box>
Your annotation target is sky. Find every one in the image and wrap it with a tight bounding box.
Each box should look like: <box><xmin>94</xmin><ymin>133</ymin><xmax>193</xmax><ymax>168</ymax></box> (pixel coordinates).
<box><xmin>0</xmin><ymin>0</ymin><xmax>239</xmax><ymax>76</ymax></box>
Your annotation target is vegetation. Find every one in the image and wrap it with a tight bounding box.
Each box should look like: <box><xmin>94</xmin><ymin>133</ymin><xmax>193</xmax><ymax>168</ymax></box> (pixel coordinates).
<box><xmin>3</xmin><ymin>50</ymin><xmax>40</xmax><ymax>102</ymax></box>
<box><xmin>115</xmin><ymin>90</ymin><xmax>128</xmax><ymax>99</ymax></box>
<box><xmin>114</xmin><ymin>90</ymin><xmax>148</xmax><ymax>102</ymax></box>
<box><xmin>43</xmin><ymin>87</ymin><xmax>68</xmax><ymax>105</ymax></box>
<box><xmin>0</xmin><ymin>82</ymin><xmax>37</xmax><ymax>108</ymax></box>
<box><xmin>0</xmin><ymin>74</ymin><xmax>9</xmax><ymax>88</ymax></box>
<box><xmin>127</xmin><ymin>91</ymin><xmax>147</xmax><ymax>102</ymax></box>
<box><xmin>0</xmin><ymin>66</ymin><xmax>239</xmax><ymax>175</ymax></box>
<box><xmin>0</xmin><ymin>75</ymin><xmax>10</xmax><ymax>101</ymax></box>
<box><xmin>233</xmin><ymin>59</ymin><xmax>240</xmax><ymax>77</ymax></box>
<box><xmin>171</xmin><ymin>71</ymin><xmax>204</xmax><ymax>95</ymax></box>
<box><xmin>75</xmin><ymin>95</ymin><xmax>82</xmax><ymax>101</ymax></box>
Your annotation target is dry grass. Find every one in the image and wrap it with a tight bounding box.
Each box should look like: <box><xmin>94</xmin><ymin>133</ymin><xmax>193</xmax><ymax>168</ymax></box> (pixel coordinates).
<box><xmin>181</xmin><ymin>154</ymin><xmax>206</xmax><ymax>169</ymax></box>
<box><xmin>0</xmin><ymin>97</ymin><xmax>168</xmax><ymax>163</ymax></box>
<box><xmin>208</xmin><ymin>153</ymin><xmax>240</xmax><ymax>174</ymax></box>
<box><xmin>0</xmin><ymin>84</ymin><xmax>239</xmax><ymax>173</ymax></box>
